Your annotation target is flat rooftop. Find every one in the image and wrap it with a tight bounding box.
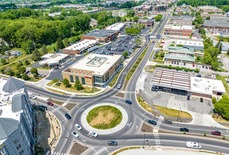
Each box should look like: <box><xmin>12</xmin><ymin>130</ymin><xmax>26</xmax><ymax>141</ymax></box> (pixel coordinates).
<box><xmin>191</xmin><ymin>77</ymin><xmax>226</xmax><ymax>95</ymax></box>
<box><xmin>70</xmin><ymin>53</ymin><xmax>121</xmax><ymax>76</ymax></box>
<box><xmin>39</xmin><ymin>53</ymin><xmax>69</xmax><ymax>65</ymax></box>
<box><xmin>152</xmin><ymin>68</ymin><xmax>191</xmax><ymax>91</ymax></box>
<box><xmin>84</xmin><ymin>29</ymin><xmax>117</xmax><ymax>38</ymax></box>
<box><xmin>165</xmin><ymin>25</ymin><xmax>193</xmax><ymax>30</ymax></box>
<box><xmin>176</xmin><ymin>40</ymin><xmax>204</xmax><ymax>47</ymax></box>
<box><xmin>64</xmin><ymin>39</ymin><xmax>98</xmax><ymax>51</ymax></box>
<box><xmin>105</xmin><ymin>23</ymin><xmax>125</xmax><ymax>31</ymax></box>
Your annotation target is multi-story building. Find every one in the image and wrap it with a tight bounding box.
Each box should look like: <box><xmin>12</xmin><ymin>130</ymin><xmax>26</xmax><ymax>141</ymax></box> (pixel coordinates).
<box><xmin>176</xmin><ymin>40</ymin><xmax>204</xmax><ymax>51</ymax></box>
<box><xmin>164</xmin><ymin>25</ymin><xmax>193</xmax><ymax>36</ymax></box>
<box><xmin>138</xmin><ymin>19</ymin><xmax>154</xmax><ymax>27</ymax></box>
<box><xmin>204</xmin><ymin>17</ymin><xmax>229</xmax><ymax>33</ymax></box>
<box><xmin>169</xmin><ymin>16</ymin><xmax>193</xmax><ymax>26</ymax></box>
<box><xmin>62</xmin><ymin>54</ymin><xmax>122</xmax><ymax>87</ymax></box>
<box><xmin>164</xmin><ymin>46</ymin><xmax>195</xmax><ymax>67</ymax></box>
<box><xmin>0</xmin><ymin>77</ymin><xmax>35</xmax><ymax>155</ymax></box>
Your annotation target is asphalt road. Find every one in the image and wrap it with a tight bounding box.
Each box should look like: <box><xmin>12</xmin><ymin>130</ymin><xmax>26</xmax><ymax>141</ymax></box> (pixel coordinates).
<box><xmin>27</xmin><ymin>12</ymin><xmax>229</xmax><ymax>155</ymax></box>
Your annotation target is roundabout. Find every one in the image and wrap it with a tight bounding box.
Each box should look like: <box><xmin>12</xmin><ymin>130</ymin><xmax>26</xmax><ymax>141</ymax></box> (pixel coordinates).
<box><xmin>81</xmin><ymin>103</ymin><xmax>128</xmax><ymax>135</ymax></box>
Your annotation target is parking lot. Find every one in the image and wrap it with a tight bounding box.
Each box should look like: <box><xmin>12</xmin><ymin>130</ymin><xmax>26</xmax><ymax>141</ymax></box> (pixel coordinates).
<box><xmin>93</xmin><ymin>35</ymin><xmax>136</xmax><ymax>56</ymax></box>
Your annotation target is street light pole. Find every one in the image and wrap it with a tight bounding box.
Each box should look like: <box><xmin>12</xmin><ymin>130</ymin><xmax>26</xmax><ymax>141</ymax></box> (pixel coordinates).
<box><xmin>143</xmin><ymin>129</ymin><xmax>146</xmax><ymax>148</ymax></box>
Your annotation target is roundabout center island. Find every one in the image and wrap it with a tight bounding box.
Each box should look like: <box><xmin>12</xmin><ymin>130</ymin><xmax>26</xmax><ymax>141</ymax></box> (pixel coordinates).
<box><xmin>87</xmin><ymin>106</ymin><xmax>122</xmax><ymax>129</ymax></box>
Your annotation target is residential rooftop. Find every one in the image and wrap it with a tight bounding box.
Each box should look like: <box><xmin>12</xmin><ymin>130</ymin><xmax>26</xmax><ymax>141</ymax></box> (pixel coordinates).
<box><xmin>70</xmin><ymin>53</ymin><xmax>122</xmax><ymax>76</ymax></box>
<box><xmin>176</xmin><ymin>40</ymin><xmax>204</xmax><ymax>47</ymax></box>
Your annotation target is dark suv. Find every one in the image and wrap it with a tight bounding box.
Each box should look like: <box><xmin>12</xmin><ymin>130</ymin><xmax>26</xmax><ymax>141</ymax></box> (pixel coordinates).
<box><xmin>108</xmin><ymin>141</ymin><xmax>118</xmax><ymax>146</ymax></box>
<box><xmin>125</xmin><ymin>100</ymin><xmax>132</xmax><ymax>105</ymax></box>
<box><xmin>65</xmin><ymin>113</ymin><xmax>71</xmax><ymax>120</ymax></box>
<box><xmin>148</xmin><ymin>120</ymin><xmax>157</xmax><ymax>125</ymax></box>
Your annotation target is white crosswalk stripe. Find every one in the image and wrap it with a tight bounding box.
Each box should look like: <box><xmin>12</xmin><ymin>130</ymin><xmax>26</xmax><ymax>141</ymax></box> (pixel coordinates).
<box><xmin>50</xmin><ymin>152</ymin><xmax>68</xmax><ymax>155</ymax></box>
<box><xmin>50</xmin><ymin>106</ymin><xmax>61</xmax><ymax>113</ymax></box>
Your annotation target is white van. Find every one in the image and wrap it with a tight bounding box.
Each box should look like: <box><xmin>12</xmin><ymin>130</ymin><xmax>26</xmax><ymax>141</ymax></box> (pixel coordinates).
<box><xmin>186</xmin><ymin>141</ymin><xmax>201</xmax><ymax>149</ymax></box>
<box><xmin>117</xmin><ymin>83</ymin><xmax>122</xmax><ymax>89</ymax></box>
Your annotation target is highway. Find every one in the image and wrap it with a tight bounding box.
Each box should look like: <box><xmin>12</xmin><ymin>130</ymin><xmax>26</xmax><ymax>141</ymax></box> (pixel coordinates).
<box><xmin>28</xmin><ymin>12</ymin><xmax>229</xmax><ymax>155</ymax></box>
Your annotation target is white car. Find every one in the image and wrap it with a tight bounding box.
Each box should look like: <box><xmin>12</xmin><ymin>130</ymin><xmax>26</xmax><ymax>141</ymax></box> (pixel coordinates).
<box><xmin>72</xmin><ymin>131</ymin><xmax>79</xmax><ymax>138</ymax></box>
<box><xmin>75</xmin><ymin>124</ymin><xmax>82</xmax><ymax>131</ymax></box>
<box><xmin>88</xmin><ymin>131</ymin><xmax>98</xmax><ymax>138</ymax></box>
<box><xmin>186</xmin><ymin>141</ymin><xmax>201</xmax><ymax>149</ymax></box>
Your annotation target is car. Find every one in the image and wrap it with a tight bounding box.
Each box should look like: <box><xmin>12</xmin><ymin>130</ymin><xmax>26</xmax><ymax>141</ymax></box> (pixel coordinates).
<box><xmin>180</xmin><ymin>128</ymin><xmax>189</xmax><ymax>132</ymax></box>
<box><xmin>38</xmin><ymin>105</ymin><xmax>47</xmax><ymax>111</ymax></box>
<box><xmin>117</xmin><ymin>83</ymin><xmax>122</xmax><ymax>89</ymax></box>
<box><xmin>185</xmin><ymin>141</ymin><xmax>201</xmax><ymax>149</ymax></box>
<box><xmin>108</xmin><ymin>141</ymin><xmax>118</xmax><ymax>146</ymax></box>
<box><xmin>47</xmin><ymin>101</ymin><xmax>54</xmax><ymax>106</ymax></box>
<box><xmin>163</xmin><ymin>119</ymin><xmax>172</xmax><ymax>124</ymax></box>
<box><xmin>200</xmin><ymin>98</ymin><xmax>203</xmax><ymax>102</ymax></box>
<box><xmin>148</xmin><ymin>120</ymin><xmax>157</xmax><ymax>125</ymax></box>
<box><xmin>72</xmin><ymin>131</ymin><xmax>79</xmax><ymax>138</ymax></box>
<box><xmin>211</xmin><ymin>131</ymin><xmax>221</xmax><ymax>136</ymax></box>
<box><xmin>125</xmin><ymin>100</ymin><xmax>132</xmax><ymax>105</ymax></box>
<box><xmin>75</xmin><ymin>124</ymin><xmax>82</xmax><ymax>131</ymax></box>
<box><xmin>187</xmin><ymin>96</ymin><xmax>190</xmax><ymax>100</ymax></box>
<box><xmin>88</xmin><ymin>131</ymin><xmax>98</xmax><ymax>137</ymax></box>
<box><xmin>196</xmin><ymin>74</ymin><xmax>201</xmax><ymax>77</ymax></box>
<box><xmin>65</xmin><ymin>113</ymin><xmax>71</xmax><ymax>120</ymax></box>
<box><xmin>30</xmin><ymin>94</ymin><xmax>37</xmax><ymax>100</ymax></box>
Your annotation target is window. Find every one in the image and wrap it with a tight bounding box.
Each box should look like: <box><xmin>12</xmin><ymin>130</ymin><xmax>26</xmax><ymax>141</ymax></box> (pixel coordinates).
<box><xmin>70</xmin><ymin>75</ymin><xmax>74</xmax><ymax>83</ymax></box>
<box><xmin>75</xmin><ymin>76</ymin><xmax>79</xmax><ymax>81</ymax></box>
<box><xmin>81</xmin><ymin>77</ymin><xmax>85</xmax><ymax>85</ymax></box>
<box><xmin>19</xmin><ymin>149</ymin><xmax>24</xmax><ymax>155</ymax></box>
<box><xmin>16</xmin><ymin>144</ymin><xmax>21</xmax><ymax>150</ymax></box>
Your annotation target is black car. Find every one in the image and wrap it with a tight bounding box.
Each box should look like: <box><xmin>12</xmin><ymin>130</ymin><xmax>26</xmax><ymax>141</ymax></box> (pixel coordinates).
<box><xmin>125</xmin><ymin>100</ymin><xmax>132</xmax><ymax>105</ymax></box>
<box><xmin>108</xmin><ymin>141</ymin><xmax>118</xmax><ymax>146</ymax></box>
<box><xmin>39</xmin><ymin>105</ymin><xmax>47</xmax><ymax>111</ymax></box>
<box><xmin>200</xmin><ymin>98</ymin><xmax>203</xmax><ymax>102</ymax></box>
<box><xmin>180</xmin><ymin>128</ymin><xmax>189</xmax><ymax>132</ymax></box>
<box><xmin>65</xmin><ymin>113</ymin><xmax>71</xmax><ymax>120</ymax></box>
<box><xmin>187</xmin><ymin>96</ymin><xmax>190</xmax><ymax>100</ymax></box>
<box><xmin>148</xmin><ymin>120</ymin><xmax>157</xmax><ymax>125</ymax></box>
<box><xmin>163</xmin><ymin>119</ymin><xmax>172</xmax><ymax>124</ymax></box>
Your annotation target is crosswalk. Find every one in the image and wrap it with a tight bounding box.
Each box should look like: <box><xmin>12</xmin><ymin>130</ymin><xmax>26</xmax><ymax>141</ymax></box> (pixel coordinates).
<box><xmin>49</xmin><ymin>106</ymin><xmax>61</xmax><ymax>113</ymax></box>
<box><xmin>153</xmin><ymin>116</ymin><xmax>163</xmax><ymax>147</ymax></box>
<box><xmin>45</xmin><ymin>151</ymin><xmax>70</xmax><ymax>155</ymax></box>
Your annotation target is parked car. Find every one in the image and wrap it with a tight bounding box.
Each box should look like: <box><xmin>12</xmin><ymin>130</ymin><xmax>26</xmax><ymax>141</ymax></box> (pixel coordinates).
<box><xmin>187</xmin><ymin>96</ymin><xmax>190</xmax><ymax>100</ymax></box>
<box><xmin>185</xmin><ymin>141</ymin><xmax>201</xmax><ymax>149</ymax></box>
<box><xmin>75</xmin><ymin>124</ymin><xmax>82</xmax><ymax>131</ymax></box>
<box><xmin>211</xmin><ymin>131</ymin><xmax>221</xmax><ymax>136</ymax></box>
<box><xmin>47</xmin><ymin>101</ymin><xmax>54</xmax><ymax>106</ymax></box>
<box><xmin>180</xmin><ymin>128</ymin><xmax>189</xmax><ymax>132</ymax></box>
<box><xmin>108</xmin><ymin>141</ymin><xmax>118</xmax><ymax>146</ymax></box>
<box><xmin>30</xmin><ymin>94</ymin><xmax>37</xmax><ymax>100</ymax></box>
<box><xmin>65</xmin><ymin>113</ymin><xmax>71</xmax><ymax>120</ymax></box>
<box><xmin>148</xmin><ymin>120</ymin><xmax>157</xmax><ymax>125</ymax></box>
<box><xmin>200</xmin><ymin>98</ymin><xmax>203</xmax><ymax>102</ymax></box>
<box><xmin>88</xmin><ymin>131</ymin><xmax>98</xmax><ymax>137</ymax></box>
<box><xmin>125</xmin><ymin>100</ymin><xmax>132</xmax><ymax>105</ymax></box>
<box><xmin>163</xmin><ymin>119</ymin><xmax>172</xmax><ymax>124</ymax></box>
<box><xmin>39</xmin><ymin>105</ymin><xmax>47</xmax><ymax>111</ymax></box>
<box><xmin>72</xmin><ymin>131</ymin><xmax>79</xmax><ymax>138</ymax></box>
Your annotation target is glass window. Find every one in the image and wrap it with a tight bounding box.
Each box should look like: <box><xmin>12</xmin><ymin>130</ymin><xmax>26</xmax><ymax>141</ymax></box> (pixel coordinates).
<box><xmin>81</xmin><ymin>77</ymin><xmax>85</xmax><ymax>84</ymax></box>
<box><xmin>75</xmin><ymin>76</ymin><xmax>79</xmax><ymax>81</ymax></box>
<box><xmin>70</xmin><ymin>75</ymin><xmax>74</xmax><ymax>83</ymax></box>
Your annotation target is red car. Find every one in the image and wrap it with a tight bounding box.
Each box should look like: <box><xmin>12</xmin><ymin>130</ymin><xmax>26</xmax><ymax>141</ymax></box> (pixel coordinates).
<box><xmin>211</xmin><ymin>131</ymin><xmax>221</xmax><ymax>136</ymax></box>
<box><xmin>47</xmin><ymin>101</ymin><xmax>54</xmax><ymax>106</ymax></box>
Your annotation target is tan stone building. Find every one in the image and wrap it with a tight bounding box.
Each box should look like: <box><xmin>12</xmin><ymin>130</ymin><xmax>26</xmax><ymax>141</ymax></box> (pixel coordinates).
<box><xmin>62</xmin><ymin>54</ymin><xmax>122</xmax><ymax>87</ymax></box>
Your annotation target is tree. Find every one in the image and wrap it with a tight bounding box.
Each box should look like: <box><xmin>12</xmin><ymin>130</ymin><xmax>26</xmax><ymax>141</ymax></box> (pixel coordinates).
<box><xmin>227</xmin><ymin>49</ymin><xmax>229</xmax><ymax>56</ymax></box>
<box><xmin>0</xmin><ymin>58</ymin><xmax>7</xmax><ymax>65</ymax></box>
<box><xmin>123</xmin><ymin>51</ymin><xmax>129</xmax><ymax>59</ymax></box>
<box><xmin>31</xmin><ymin>48</ymin><xmax>41</xmax><ymax>61</ymax></box>
<box><xmin>63</xmin><ymin>38</ymin><xmax>70</xmax><ymax>47</ymax></box>
<box><xmin>214</xmin><ymin>96</ymin><xmax>229</xmax><ymax>120</ymax></box>
<box><xmin>62</xmin><ymin>78</ymin><xmax>71</xmax><ymax>88</ymax></box>
<box><xmin>126</xmin><ymin>10</ymin><xmax>135</xmax><ymax>17</ymax></box>
<box><xmin>5</xmin><ymin>68</ymin><xmax>14</xmax><ymax>76</ymax></box>
<box><xmin>155</xmin><ymin>14</ymin><xmax>163</xmax><ymax>22</ymax></box>
<box><xmin>24</xmin><ymin>60</ymin><xmax>30</xmax><ymax>65</ymax></box>
<box><xmin>56</xmin><ymin>38</ymin><xmax>65</xmax><ymax>50</ymax></box>
<box><xmin>133</xmin><ymin>16</ymin><xmax>139</xmax><ymax>22</ymax></box>
<box><xmin>215</xmin><ymin>41</ymin><xmax>222</xmax><ymax>53</ymax></box>
<box><xmin>74</xmin><ymin>79</ymin><xmax>83</xmax><ymax>90</ymax></box>
<box><xmin>15</xmin><ymin>72</ymin><xmax>21</xmax><ymax>78</ymax></box>
<box><xmin>22</xmin><ymin>74</ymin><xmax>29</xmax><ymax>80</ymax></box>
<box><xmin>30</xmin><ymin>67</ymin><xmax>38</xmax><ymax>77</ymax></box>
<box><xmin>21</xmin><ymin>40</ymin><xmax>34</xmax><ymax>54</ymax></box>
<box><xmin>206</xmin><ymin>16</ymin><xmax>210</xmax><ymax>20</ymax></box>
<box><xmin>19</xmin><ymin>67</ymin><xmax>26</xmax><ymax>74</ymax></box>
<box><xmin>41</xmin><ymin>45</ymin><xmax>48</xmax><ymax>55</ymax></box>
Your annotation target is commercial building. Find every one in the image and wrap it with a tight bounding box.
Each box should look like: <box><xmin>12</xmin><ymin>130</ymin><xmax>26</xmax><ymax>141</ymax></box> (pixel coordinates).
<box><xmin>0</xmin><ymin>77</ymin><xmax>35</xmax><ymax>155</ymax></box>
<box><xmin>151</xmin><ymin>68</ymin><xmax>225</xmax><ymax>98</ymax></box>
<box><xmin>39</xmin><ymin>53</ymin><xmax>69</xmax><ymax>68</ymax></box>
<box><xmin>62</xmin><ymin>54</ymin><xmax>122</xmax><ymax>87</ymax></box>
<box><xmin>204</xmin><ymin>17</ymin><xmax>229</xmax><ymax>32</ymax></box>
<box><xmin>138</xmin><ymin>19</ymin><xmax>154</xmax><ymax>27</ymax></box>
<box><xmin>176</xmin><ymin>40</ymin><xmax>204</xmax><ymax>51</ymax></box>
<box><xmin>198</xmin><ymin>6</ymin><xmax>223</xmax><ymax>14</ymax></box>
<box><xmin>63</xmin><ymin>39</ymin><xmax>98</xmax><ymax>55</ymax></box>
<box><xmin>81</xmin><ymin>29</ymin><xmax>118</xmax><ymax>42</ymax></box>
<box><xmin>164</xmin><ymin>25</ymin><xmax>193</xmax><ymax>36</ymax></box>
<box><xmin>169</xmin><ymin>16</ymin><xmax>193</xmax><ymax>26</ymax></box>
<box><xmin>164</xmin><ymin>46</ymin><xmax>195</xmax><ymax>67</ymax></box>
<box><xmin>105</xmin><ymin>23</ymin><xmax>125</xmax><ymax>32</ymax></box>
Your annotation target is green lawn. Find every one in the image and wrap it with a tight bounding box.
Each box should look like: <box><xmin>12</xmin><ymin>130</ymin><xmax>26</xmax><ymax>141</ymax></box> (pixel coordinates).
<box><xmin>109</xmin><ymin>68</ymin><xmax>123</xmax><ymax>87</ymax></box>
<box><xmin>53</xmin><ymin>83</ymin><xmax>100</xmax><ymax>93</ymax></box>
<box><xmin>155</xmin><ymin>105</ymin><xmax>192</xmax><ymax>119</ymax></box>
<box><xmin>87</xmin><ymin>106</ymin><xmax>122</xmax><ymax>129</ymax></box>
<box><xmin>137</xmin><ymin>96</ymin><xmax>153</xmax><ymax>113</ymax></box>
<box><xmin>215</xmin><ymin>36</ymin><xmax>229</xmax><ymax>42</ymax></box>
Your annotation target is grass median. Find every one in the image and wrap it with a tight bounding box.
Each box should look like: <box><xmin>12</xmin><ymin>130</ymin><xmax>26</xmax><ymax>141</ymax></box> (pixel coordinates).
<box><xmin>126</xmin><ymin>47</ymin><xmax>148</xmax><ymax>82</ymax></box>
<box><xmin>87</xmin><ymin>106</ymin><xmax>122</xmax><ymax>129</ymax></box>
<box><xmin>155</xmin><ymin>105</ymin><xmax>192</xmax><ymax>119</ymax></box>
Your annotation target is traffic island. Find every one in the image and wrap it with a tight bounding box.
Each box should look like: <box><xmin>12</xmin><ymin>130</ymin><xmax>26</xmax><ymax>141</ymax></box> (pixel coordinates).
<box><xmin>87</xmin><ymin>106</ymin><xmax>122</xmax><ymax>129</ymax></box>
<box><xmin>81</xmin><ymin>103</ymin><xmax>128</xmax><ymax>135</ymax></box>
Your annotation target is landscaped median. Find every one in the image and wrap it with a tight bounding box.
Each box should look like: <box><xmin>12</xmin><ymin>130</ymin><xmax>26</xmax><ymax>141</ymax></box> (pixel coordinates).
<box><xmin>87</xmin><ymin>106</ymin><xmax>122</xmax><ymax>129</ymax></box>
